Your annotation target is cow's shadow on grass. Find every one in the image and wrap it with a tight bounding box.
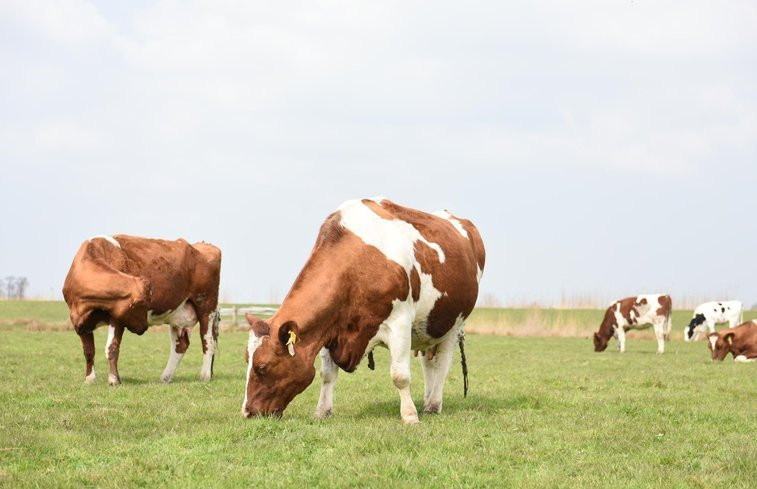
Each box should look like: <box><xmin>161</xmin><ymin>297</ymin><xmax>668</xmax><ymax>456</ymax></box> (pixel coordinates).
<box><xmin>112</xmin><ymin>372</ymin><xmax>237</xmax><ymax>385</ymax></box>
<box><xmin>352</xmin><ymin>393</ymin><xmax>545</xmax><ymax>420</ymax></box>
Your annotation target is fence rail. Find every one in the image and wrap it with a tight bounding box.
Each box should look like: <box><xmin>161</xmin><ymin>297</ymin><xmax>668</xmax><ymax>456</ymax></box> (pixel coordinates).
<box><xmin>219</xmin><ymin>306</ymin><xmax>278</xmax><ymax>326</ymax></box>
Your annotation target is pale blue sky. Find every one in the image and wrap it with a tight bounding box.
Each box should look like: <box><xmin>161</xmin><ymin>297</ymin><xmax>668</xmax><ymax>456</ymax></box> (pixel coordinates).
<box><xmin>1</xmin><ymin>1</ymin><xmax>755</xmax><ymax>306</ymax></box>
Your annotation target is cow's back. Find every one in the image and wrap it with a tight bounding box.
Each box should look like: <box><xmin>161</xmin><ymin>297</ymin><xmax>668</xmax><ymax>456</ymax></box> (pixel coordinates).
<box><xmin>340</xmin><ymin>199</ymin><xmax>485</xmax><ymax>341</ymax></box>
<box><xmin>63</xmin><ymin>235</ymin><xmax>220</xmax><ymax>333</ymax></box>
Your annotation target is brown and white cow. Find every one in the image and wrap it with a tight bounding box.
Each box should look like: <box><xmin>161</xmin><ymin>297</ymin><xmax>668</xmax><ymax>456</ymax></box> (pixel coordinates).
<box><xmin>62</xmin><ymin>235</ymin><xmax>221</xmax><ymax>385</ymax></box>
<box><xmin>593</xmin><ymin>294</ymin><xmax>672</xmax><ymax>354</ymax></box>
<box><xmin>242</xmin><ymin>198</ymin><xmax>485</xmax><ymax>424</ymax></box>
<box><xmin>707</xmin><ymin>320</ymin><xmax>757</xmax><ymax>362</ymax></box>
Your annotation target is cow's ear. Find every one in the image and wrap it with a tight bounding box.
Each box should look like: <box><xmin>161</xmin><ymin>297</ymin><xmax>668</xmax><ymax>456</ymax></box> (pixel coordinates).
<box><xmin>278</xmin><ymin>321</ymin><xmax>300</xmax><ymax>356</ymax></box>
<box><xmin>245</xmin><ymin>313</ymin><xmax>269</xmax><ymax>337</ymax></box>
<box><xmin>724</xmin><ymin>332</ymin><xmax>735</xmax><ymax>346</ymax></box>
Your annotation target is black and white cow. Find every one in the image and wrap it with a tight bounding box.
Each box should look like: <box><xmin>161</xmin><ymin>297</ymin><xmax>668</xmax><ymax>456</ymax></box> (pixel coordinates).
<box><xmin>684</xmin><ymin>301</ymin><xmax>743</xmax><ymax>341</ymax></box>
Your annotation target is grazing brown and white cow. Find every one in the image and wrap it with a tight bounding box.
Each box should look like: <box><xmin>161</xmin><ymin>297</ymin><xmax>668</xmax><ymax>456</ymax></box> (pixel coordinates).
<box><xmin>62</xmin><ymin>235</ymin><xmax>221</xmax><ymax>385</ymax></box>
<box><xmin>242</xmin><ymin>198</ymin><xmax>485</xmax><ymax>425</ymax></box>
<box><xmin>593</xmin><ymin>294</ymin><xmax>672</xmax><ymax>354</ymax></box>
<box><xmin>707</xmin><ymin>320</ymin><xmax>757</xmax><ymax>362</ymax></box>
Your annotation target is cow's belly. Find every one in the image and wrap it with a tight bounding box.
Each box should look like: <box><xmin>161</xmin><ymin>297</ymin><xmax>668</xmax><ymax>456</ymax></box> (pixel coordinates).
<box><xmin>623</xmin><ymin>322</ymin><xmax>653</xmax><ymax>332</ymax></box>
<box><xmin>410</xmin><ymin>312</ymin><xmax>466</xmax><ymax>350</ymax></box>
<box><xmin>147</xmin><ymin>298</ymin><xmax>198</xmax><ymax>328</ymax></box>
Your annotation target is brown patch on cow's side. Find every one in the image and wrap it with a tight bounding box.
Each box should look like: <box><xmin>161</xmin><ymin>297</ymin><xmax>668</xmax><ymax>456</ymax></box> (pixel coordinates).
<box><xmin>617</xmin><ymin>297</ymin><xmax>645</xmax><ymax>325</ymax></box>
<box><xmin>409</xmin><ymin>266</ymin><xmax>421</xmax><ymax>302</ymax></box>
<box><xmin>375</xmin><ymin>200</ymin><xmax>483</xmax><ymax>338</ymax></box>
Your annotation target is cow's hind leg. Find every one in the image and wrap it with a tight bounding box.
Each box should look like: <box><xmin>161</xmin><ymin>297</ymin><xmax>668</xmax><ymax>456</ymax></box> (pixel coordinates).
<box><xmin>105</xmin><ymin>325</ymin><xmax>125</xmax><ymax>385</ymax></box>
<box><xmin>653</xmin><ymin>320</ymin><xmax>665</xmax><ymax>354</ymax></box>
<box><xmin>420</xmin><ymin>351</ymin><xmax>437</xmax><ymax>411</ymax></box>
<box><xmin>663</xmin><ymin>315</ymin><xmax>672</xmax><ymax>341</ymax></box>
<box><xmin>80</xmin><ymin>331</ymin><xmax>96</xmax><ymax>384</ymax></box>
<box><xmin>421</xmin><ymin>328</ymin><xmax>459</xmax><ymax>415</ymax></box>
<box><xmin>386</xmin><ymin>311</ymin><xmax>419</xmax><ymax>425</ymax></box>
<box><xmin>198</xmin><ymin>311</ymin><xmax>219</xmax><ymax>381</ymax></box>
<box><xmin>314</xmin><ymin>347</ymin><xmax>338</xmax><ymax>419</ymax></box>
<box><xmin>161</xmin><ymin>326</ymin><xmax>190</xmax><ymax>383</ymax></box>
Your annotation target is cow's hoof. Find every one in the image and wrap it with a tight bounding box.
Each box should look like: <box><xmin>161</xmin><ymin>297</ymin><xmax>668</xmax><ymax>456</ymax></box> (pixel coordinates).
<box><xmin>402</xmin><ymin>414</ymin><xmax>420</xmax><ymax>426</ymax></box>
<box><xmin>199</xmin><ymin>371</ymin><xmax>212</xmax><ymax>382</ymax></box>
<box><xmin>83</xmin><ymin>374</ymin><xmax>96</xmax><ymax>385</ymax></box>
<box><xmin>314</xmin><ymin>408</ymin><xmax>332</xmax><ymax>420</ymax></box>
<box><xmin>108</xmin><ymin>374</ymin><xmax>121</xmax><ymax>386</ymax></box>
<box><xmin>160</xmin><ymin>374</ymin><xmax>173</xmax><ymax>384</ymax></box>
<box><xmin>423</xmin><ymin>404</ymin><xmax>441</xmax><ymax>414</ymax></box>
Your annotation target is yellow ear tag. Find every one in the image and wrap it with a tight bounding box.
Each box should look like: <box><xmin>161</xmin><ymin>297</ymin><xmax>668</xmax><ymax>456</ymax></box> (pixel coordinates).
<box><xmin>286</xmin><ymin>331</ymin><xmax>298</xmax><ymax>356</ymax></box>
<box><xmin>726</xmin><ymin>336</ymin><xmax>733</xmax><ymax>345</ymax></box>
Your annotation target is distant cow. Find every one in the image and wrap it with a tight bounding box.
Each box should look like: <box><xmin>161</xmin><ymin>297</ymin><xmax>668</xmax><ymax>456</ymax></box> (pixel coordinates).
<box><xmin>593</xmin><ymin>294</ymin><xmax>672</xmax><ymax>354</ymax></box>
<box><xmin>708</xmin><ymin>320</ymin><xmax>757</xmax><ymax>362</ymax></box>
<box><xmin>684</xmin><ymin>300</ymin><xmax>743</xmax><ymax>341</ymax></box>
<box><xmin>62</xmin><ymin>235</ymin><xmax>221</xmax><ymax>385</ymax></box>
<box><xmin>242</xmin><ymin>198</ymin><xmax>485</xmax><ymax>425</ymax></box>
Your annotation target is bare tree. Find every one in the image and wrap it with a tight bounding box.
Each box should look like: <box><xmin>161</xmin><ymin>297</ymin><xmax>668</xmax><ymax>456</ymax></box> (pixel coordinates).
<box><xmin>5</xmin><ymin>276</ymin><xmax>14</xmax><ymax>299</ymax></box>
<box><xmin>15</xmin><ymin>277</ymin><xmax>28</xmax><ymax>299</ymax></box>
<box><xmin>0</xmin><ymin>276</ymin><xmax>29</xmax><ymax>299</ymax></box>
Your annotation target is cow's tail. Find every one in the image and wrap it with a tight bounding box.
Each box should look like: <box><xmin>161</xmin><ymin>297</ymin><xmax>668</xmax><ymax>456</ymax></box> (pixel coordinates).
<box><xmin>367</xmin><ymin>350</ymin><xmax>375</xmax><ymax>370</ymax></box>
<box><xmin>211</xmin><ymin>309</ymin><xmax>220</xmax><ymax>375</ymax></box>
<box><xmin>458</xmin><ymin>331</ymin><xmax>469</xmax><ymax>398</ymax></box>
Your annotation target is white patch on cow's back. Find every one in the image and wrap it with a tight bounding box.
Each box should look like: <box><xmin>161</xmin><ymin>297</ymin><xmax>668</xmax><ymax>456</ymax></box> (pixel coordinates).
<box><xmin>147</xmin><ymin>298</ymin><xmax>197</xmax><ymax>328</ymax></box>
<box><xmin>338</xmin><ymin>199</ymin><xmax>445</xmax><ymax>267</ymax></box>
<box><xmin>242</xmin><ymin>330</ymin><xmax>265</xmax><ymax>415</ymax></box>
<box><xmin>432</xmin><ymin>210</ymin><xmax>469</xmax><ymax>239</ymax></box>
<box><xmin>90</xmin><ymin>235</ymin><xmax>121</xmax><ymax>248</ymax></box>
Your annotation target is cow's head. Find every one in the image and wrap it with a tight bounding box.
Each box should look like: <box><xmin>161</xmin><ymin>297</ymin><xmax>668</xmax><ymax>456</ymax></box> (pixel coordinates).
<box><xmin>593</xmin><ymin>332</ymin><xmax>609</xmax><ymax>352</ymax></box>
<box><xmin>242</xmin><ymin>314</ymin><xmax>315</xmax><ymax>418</ymax></box>
<box><xmin>684</xmin><ymin>314</ymin><xmax>706</xmax><ymax>341</ymax></box>
<box><xmin>707</xmin><ymin>331</ymin><xmax>734</xmax><ymax>361</ymax></box>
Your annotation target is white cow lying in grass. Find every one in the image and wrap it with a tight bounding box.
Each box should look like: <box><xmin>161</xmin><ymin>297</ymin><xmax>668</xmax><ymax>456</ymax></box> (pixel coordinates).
<box><xmin>684</xmin><ymin>301</ymin><xmax>743</xmax><ymax>341</ymax></box>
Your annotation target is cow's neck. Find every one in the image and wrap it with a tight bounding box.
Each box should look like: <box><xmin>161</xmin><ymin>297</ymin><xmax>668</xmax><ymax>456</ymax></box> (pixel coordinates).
<box><xmin>271</xmin><ymin>252</ymin><xmax>350</xmax><ymax>361</ymax></box>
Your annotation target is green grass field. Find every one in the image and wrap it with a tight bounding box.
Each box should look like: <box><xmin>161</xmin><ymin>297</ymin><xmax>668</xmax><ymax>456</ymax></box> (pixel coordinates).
<box><xmin>0</xmin><ymin>302</ymin><xmax>755</xmax><ymax>487</ymax></box>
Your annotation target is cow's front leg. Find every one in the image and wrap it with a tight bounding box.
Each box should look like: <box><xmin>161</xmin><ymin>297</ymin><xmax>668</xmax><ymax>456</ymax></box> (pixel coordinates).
<box><xmin>387</xmin><ymin>317</ymin><xmax>418</xmax><ymax>425</ymax></box>
<box><xmin>198</xmin><ymin>311</ymin><xmax>218</xmax><ymax>381</ymax></box>
<box><xmin>80</xmin><ymin>331</ymin><xmax>96</xmax><ymax>384</ymax></box>
<box><xmin>105</xmin><ymin>325</ymin><xmax>125</xmax><ymax>385</ymax></box>
<box><xmin>314</xmin><ymin>348</ymin><xmax>338</xmax><ymax>419</ymax></box>
<box><xmin>706</xmin><ymin>320</ymin><xmax>716</xmax><ymax>335</ymax></box>
<box><xmin>615</xmin><ymin>326</ymin><xmax>626</xmax><ymax>353</ymax></box>
<box><xmin>161</xmin><ymin>326</ymin><xmax>190</xmax><ymax>383</ymax></box>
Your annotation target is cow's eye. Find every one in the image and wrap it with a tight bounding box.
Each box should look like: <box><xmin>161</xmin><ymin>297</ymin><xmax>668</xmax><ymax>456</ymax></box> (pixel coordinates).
<box><xmin>255</xmin><ymin>363</ymin><xmax>269</xmax><ymax>375</ymax></box>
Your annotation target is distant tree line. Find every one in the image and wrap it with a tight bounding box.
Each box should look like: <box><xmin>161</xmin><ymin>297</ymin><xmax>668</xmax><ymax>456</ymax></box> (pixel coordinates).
<box><xmin>1</xmin><ymin>276</ymin><xmax>29</xmax><ymax>299</ymax></box>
